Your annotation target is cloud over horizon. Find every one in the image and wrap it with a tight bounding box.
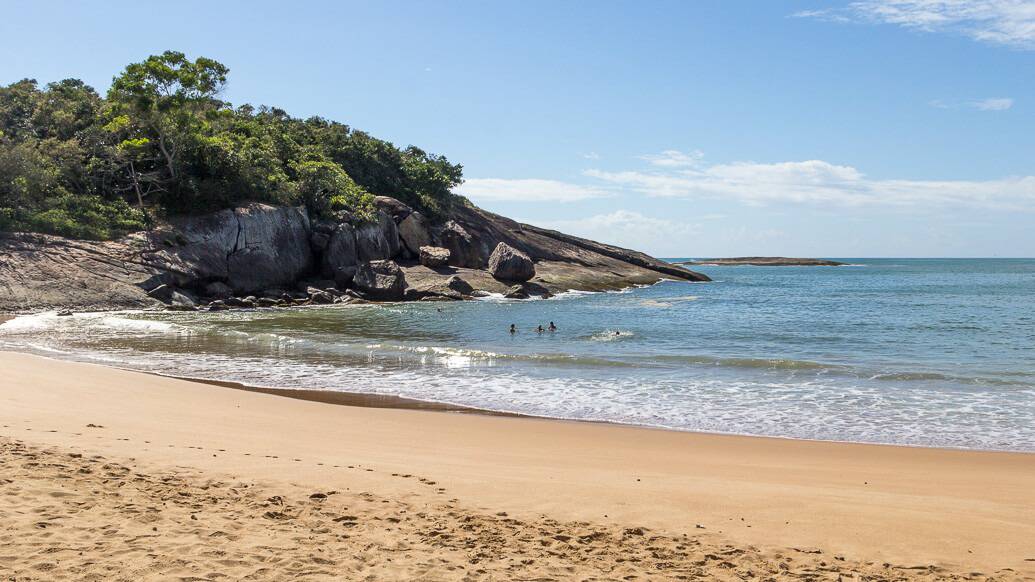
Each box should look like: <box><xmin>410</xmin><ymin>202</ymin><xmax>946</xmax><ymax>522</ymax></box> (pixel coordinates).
<box><xmin>460</xmin><ymin>151</ymin><xmax>1035</xmax><ymax>212</ymax></box>
<box><xmin>456</xmin><ymin>178</ymin><xmax>612</xmax><ymax>202</ymax></box>
<box><xmin>584</xmin><ymin>152</ymin><xmax>1035</xmax><ymax>210</ymax></box>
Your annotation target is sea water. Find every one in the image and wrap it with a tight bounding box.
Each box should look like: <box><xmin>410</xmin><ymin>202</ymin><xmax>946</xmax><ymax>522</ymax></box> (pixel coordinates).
<box><xmin>3</xmin><ymin>259</ymin><xmax>1033</xmax><ymax>451</ymax></box>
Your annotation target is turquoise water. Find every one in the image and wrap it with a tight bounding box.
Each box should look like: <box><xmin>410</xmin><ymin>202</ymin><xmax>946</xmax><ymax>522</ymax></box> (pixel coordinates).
<box><xmin>3</xmin><ymin>259</ymin><xmax>1034</xmax><ymax>451</ymax></box>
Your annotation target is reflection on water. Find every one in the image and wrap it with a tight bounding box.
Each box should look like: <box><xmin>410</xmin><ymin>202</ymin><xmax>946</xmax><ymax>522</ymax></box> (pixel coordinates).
<box><xmin>3</xmin><ymin>259</ymin><xmax>1035</xmax><ymax>451</ymax></box>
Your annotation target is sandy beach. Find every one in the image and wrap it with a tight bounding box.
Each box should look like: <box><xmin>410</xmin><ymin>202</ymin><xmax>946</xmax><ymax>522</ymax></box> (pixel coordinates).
<box><xmin>2</xmin><ymin>351</ymin><xmax>1034</xmax><ymax>580</ymax></box>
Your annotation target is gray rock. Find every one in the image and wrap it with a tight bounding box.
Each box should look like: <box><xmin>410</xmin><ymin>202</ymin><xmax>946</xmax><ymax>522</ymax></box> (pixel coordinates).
<box><xmin>309</xmin><ymin>231</ymin><xmax>331</xmax><ymax>251</ymax></box>
<box><xmin>227</xmin><ymin>205</ymin><xmax>313</xmax><ymax>294</ymax></box>
<box><xmin>307</xmin><ymin>287</ymin><xmax>336</xmax><ymax>304</ymax></box>
<box><xmin>147</xmin><ymin>284</ymin><xmax>176</xmax><ymax>303</ymax></box>
<box><xmin>321</xmin><ymin>223</ymin><xmax>359</xmax><ymax>286</ymax></box>
<box><xmin>419</xmin><ymin>246</ymin><xmax>451</xmax><ymax>268</ymax></box>
<box><xmin>255</xmin><ymin>297</ymin><xmax>279</xmax><ymax>307</ymax></box>
<box><xmin>488</xmin><ymin>242</ymin><xmax>535</xmax><ymax>282</ymax></box>
<box><xmin>398</xmin><ymin>212</ymin><xmax>432</xmax><ymax>256</ymax></box>
<box><xmin>353</xmin><ymin>260</ymin><xmax>407</xmax><ymax>300</ymax></box>
<box><xmin>355</xmin><ymin>211</ymin><xmax>400</xmax><ymax>262</ymax></box>
<box><xmin>204</xmin><ymin>281</ymin><xmax>233</xmax><ymax>299</ymax></box>
<box><xmin>437</xmin><ymin>220</ymin><xmax>485</xmax><ymax>268</ymax></box>
<box><xmin>373</xmin><ymin>196</ymin><xmax>413</xmax><ymax>222</ymax></box>
<box><xmin>224</xmin><ymin>296</ymin><xmax>251</xmax><ymax>308</ymax></box>
<box><xmin>503</xmin><ymin>285</ymin><xmax>530</xmax><ymax>299</ymax></box>
<box><xmin>208</xmin><ymin>300</ymin><xmax>229</xmax><ymax>311</ymax></box>
<box><xmin>143</xmin><ymin>204</ymin><xmax>314</xmax><ymax>294</ymax></box>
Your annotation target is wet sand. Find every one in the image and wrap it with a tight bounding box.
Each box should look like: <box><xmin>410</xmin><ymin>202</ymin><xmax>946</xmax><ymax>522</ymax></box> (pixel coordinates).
<box><xmin>2</xmin><ymin>351</ymin><xmax>1034</xmax><ymax>580</ymax></box>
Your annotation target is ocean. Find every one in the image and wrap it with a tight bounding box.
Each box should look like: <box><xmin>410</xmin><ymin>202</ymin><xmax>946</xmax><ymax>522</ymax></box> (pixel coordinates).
<box><xmin>2</xmin><ymin>258</ymin><xmax>1033</xmax><ymax>451</ymax></box>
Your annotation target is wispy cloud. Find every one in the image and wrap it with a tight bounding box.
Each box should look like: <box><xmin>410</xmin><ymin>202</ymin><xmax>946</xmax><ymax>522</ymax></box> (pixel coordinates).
<box><xmin>526</xmin><ymin>210</ymin><xmax>698</xmax><ymax>250</ymax></box>
<box><xmin>638</xmin><ymin>149</ymin><xmax>705</xmax><ymax>168</ymax></box>
<box><xmin>456</xmin><ymin>178</ymin><xmax>611</xmax><ymax>203</ymax></box>
<box><xmin>790</xmin><ymin>9</ymin><xmax>852</xmax><ymax>22</ymax></box>
<box><xmin>795</xmin><ymin>0</ymin><xmax>1035</xmax><ymax>50</ymax></box>
<box><xmin>581</xmin><ymin>152</ymin><xmax>601</xmax><ymax>160</ymax></box>
<box><xmin>929</xmin><ymin>96</ymin><xmax>1015</xmax><ymax>110</ymax></box>
<box><xmin>584</xmin><ymin>150</ymin><xmax>1035</xmax><ymax>210</ymax></box>
<box><xmin>972</xmin><ymin>96</ymin><xmax>1015</xmax><ymax>110</ymax></box>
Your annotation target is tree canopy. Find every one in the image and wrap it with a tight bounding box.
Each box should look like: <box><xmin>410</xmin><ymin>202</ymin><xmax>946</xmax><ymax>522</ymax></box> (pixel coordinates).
<box><xmin>0</xmin><ymin>52</ymin><xmax>464</xmax><ymax>240</ymax></box>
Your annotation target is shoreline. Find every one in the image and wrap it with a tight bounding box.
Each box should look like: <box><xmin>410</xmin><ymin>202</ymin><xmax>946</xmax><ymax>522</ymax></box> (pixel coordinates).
<box><xmin>3</xmin><ymin>350</ymin><xmax>1035</xmax><ymax>578</ymax></box>
<box><xmin>2</xmin><ymin>339</ymin><xmax>1032</xmax><ymax>455</ymax></box>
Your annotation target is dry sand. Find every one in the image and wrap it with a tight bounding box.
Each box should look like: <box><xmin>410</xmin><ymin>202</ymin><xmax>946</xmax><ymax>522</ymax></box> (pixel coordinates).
<box><xmin>2</xmin><ymin>351</ymin><xmax>1034</xmax><ymax>581</ymax></box>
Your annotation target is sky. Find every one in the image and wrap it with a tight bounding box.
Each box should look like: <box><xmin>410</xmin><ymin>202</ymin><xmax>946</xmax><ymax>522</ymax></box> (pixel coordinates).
<box><xmin>2</xmin><ymin>0</ymin><xmax>1034</xmax><ymax>257</ymax></box>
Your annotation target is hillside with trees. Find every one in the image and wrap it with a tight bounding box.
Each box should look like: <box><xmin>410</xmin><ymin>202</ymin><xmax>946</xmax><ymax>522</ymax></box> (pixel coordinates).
<box><xmin>0</xmin><ymin>51</ymin><xmax>464</xmax><ymax>240</ymax></box>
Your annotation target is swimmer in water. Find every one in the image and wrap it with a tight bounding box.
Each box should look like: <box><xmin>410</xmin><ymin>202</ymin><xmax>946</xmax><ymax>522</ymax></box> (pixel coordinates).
<box><xmin>510</xmin><ymin>324</ymin><xmax>516</xmax><ymax>334</ymax></box>
<box><xmin>537</xmin><ymin>325</ymin><xmax>544</xmax><ymax>333</ymax></box>
<box><xmin>615</xmin><ymin>330</ymin><xmax>621</xmax><ymax>336</ymax></box>
<box><xmin>548</xmin><ymin>321</ymin><xmax>557</xmax><ymax>331</ymax></box>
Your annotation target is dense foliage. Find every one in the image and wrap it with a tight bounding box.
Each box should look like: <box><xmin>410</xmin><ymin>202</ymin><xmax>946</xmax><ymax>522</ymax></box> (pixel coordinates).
<box><xmin>0</xmin><ymin>51</ymin><xmax>463</xmax><ymax>240</ymax></box>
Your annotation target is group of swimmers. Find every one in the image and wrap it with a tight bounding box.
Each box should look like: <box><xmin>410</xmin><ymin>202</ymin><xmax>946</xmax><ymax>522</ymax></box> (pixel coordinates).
<box><xmin>510</xmin><ymin>322</ymin><xmax>557</xmax><ymax>334</ymax></box>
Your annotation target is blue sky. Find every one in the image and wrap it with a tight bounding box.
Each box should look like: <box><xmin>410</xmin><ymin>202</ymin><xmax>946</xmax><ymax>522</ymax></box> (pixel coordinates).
<box><xmin>2</xmin><ymin>0</ymin><xmax>1034</xmax><ymax>256</ymax></box>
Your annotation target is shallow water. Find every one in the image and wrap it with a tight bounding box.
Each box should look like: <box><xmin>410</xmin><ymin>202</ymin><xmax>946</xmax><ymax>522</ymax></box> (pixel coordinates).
<box><xmin>3</xmin><ymin>259</ymin><xmax>1034</xmax><ymax>451</ymax></box>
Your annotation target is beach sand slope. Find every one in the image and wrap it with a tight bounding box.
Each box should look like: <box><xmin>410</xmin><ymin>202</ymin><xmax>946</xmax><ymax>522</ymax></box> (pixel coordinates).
<box><xmin>1</xmin><ymin>352</ymin><xmax>1033</xmax><ymax>580</ymax></box>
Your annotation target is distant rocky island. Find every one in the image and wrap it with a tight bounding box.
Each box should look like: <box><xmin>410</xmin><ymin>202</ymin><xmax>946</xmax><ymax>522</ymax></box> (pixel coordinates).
<box><xmin>678</xmin><ymin>257</ymin><xmax>846</xmax><ymax>267</ymax></box>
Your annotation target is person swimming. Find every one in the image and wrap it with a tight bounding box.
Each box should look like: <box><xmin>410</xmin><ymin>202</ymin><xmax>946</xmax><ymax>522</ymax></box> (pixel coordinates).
<box><xmin>537</xmin><ymin>325</ymin><xmax>544</xmax><ymax>333</ymax></box>
<box><xmin>548</xmin><ymin>321</ymin><xmax>557</xmax><ymax>331</ymax></box>
<box><xmin>510</xmin><ymin>324</ymin><xmax>516</xmax><ymax>334</ymax></box>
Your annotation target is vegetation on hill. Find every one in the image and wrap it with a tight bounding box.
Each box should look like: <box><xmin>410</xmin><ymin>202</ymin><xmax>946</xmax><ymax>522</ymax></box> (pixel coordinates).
<box><xmin>0</xmin><ymin>51</ymin><xmax>464</xmax><ymax>240</ymax></box>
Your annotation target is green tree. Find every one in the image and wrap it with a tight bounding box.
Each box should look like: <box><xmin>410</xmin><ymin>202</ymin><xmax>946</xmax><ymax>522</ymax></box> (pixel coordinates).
<box><xmin>108</xmin><ymin>51</ymin><xmax>229</xmax><ymax>188</ymax></box>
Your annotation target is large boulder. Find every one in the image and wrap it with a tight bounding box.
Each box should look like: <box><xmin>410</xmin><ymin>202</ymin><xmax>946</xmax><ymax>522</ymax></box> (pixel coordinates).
<box><xmin>353</xmin><ymin>260</ymin><xmax>407</xmax><ymax>300</ymax></box>
<box><xmin>373</xmin><ymin>196</ymin><xmax>413</xmax><ymax>222</ymax></box>
<box><xmin>488</xmin><ymin>242</ymin><xmax>535</xmax><ymax>282</ymax></box>
<box><xmin>356</xmin><ymin>210</ymin><xmax>401</xmax><ymax>262</ymax></box>
<box><xmin>322</xmin><ymin>223</ymin><xmax>359</xmax><ymax>286</ymax></box>
<box><xmin>419</xmin><ymin>246</ymin><xmax>451</xmax><ymax>268</ymax></box>
<box><xmin>145</xmin><ymin>204</ymin><xmax>314</xmax><ymax>295</ymax></box>
<box><xmin>228</xmin><ymin>205</ymin><xmax>313</xmax><ymax>293</ymax></box>
<box><xmin>438</xmin><ymin>220</ymin><xmax>486</xmax><ymax>268</ymax></box>
<box><xmin>398</xmin><ymin>211</ymin><xmax>432</xmax><ymax>256</ymax></box>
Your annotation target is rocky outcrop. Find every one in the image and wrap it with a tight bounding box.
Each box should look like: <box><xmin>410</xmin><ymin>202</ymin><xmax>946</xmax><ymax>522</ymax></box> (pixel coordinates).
<box><xmin>355</xmin><ymin>210</ymin><xmax>400</xmax><ymax>263</ymax></box>
<box><xmin>488</xmin><ymin>242</ymin><xmax>535</xmax><ymax>282</ymax></box>
<box><xmin>678</xmin><ymin>257</ymin><xmax>847</xmax><ymax>267</ymax></box>
<box><xmin>398</xmin><ymin>212</ymin><xmax>432</xmax><ymax>257</ymax></box>
<box><xmin>419</xmin><ymin>246</ymin><xmax>450</xmax><ymax>268</ymax></box>
<box><xmin>353</xmin><ymin>260</ymin><xmax>406</xmax><ymax>300</ymax></box>
<box><xmin>145</xmin><ymin>204</ymin><xmax>313</xmax><ymax>294</ymax></box>
<box><xmin>322</xmin><ymin>224</ymin><xmax>359</xmax><ymax>286</ymax></box>
<box><xmin>438</xmin><ymin>220</ymin><xmax>485</xmax><ymax>268</ymax></box>
<box><xmin>0</xmin><ymin>195</ymin><xmax>710</xmax><ymax>313</ymax></box>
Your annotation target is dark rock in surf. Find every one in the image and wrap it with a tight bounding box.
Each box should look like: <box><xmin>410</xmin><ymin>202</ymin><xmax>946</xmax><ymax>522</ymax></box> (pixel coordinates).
<box><xmin>353</xmin><ymin>260</ymin><xmax>407</xmax><ymax>301</ymax></box>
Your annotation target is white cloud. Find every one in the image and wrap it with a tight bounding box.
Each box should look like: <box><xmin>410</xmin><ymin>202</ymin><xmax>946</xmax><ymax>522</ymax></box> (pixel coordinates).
<box><xmin>526</xmin><ymin>210</ymin><xmax>698</xmax><ymax>251</ymax></box>
<box><xmin>581</xmin><ymin>152</ymin><xmax>601</xmax><ymax>160</ymax></box>
<box><xmin>790</xmin><ymin>9</ymin><xmax>852</xmax><ymax>22</ymax></box>
<box><xmin>930</xmin><ymin>97</ymin><xmax>1015</xmax><ymax>110</ymax></box>
<box><xmin>638</xmin><ymin>149</ymin><xmax>705</xmax><ymax>168</ymax></box>
<box><xmin>972</xmin><ymin>96</ymin><xmax>1014</xmax><ymax>110</ymax></box>
<box><xmin>798</xmin><ymin>0</ymin><xmax>1035</xmax><ymax>49</ymax></box>
<box><xmin>456</xmin><ymin>178</ymin><xmax>612</xmax><ymax>203</ymax></box>
<box><xmin>584</xmin><ymin>150</ymin><xmax>1035</xmax><ymax>210</ymax></box>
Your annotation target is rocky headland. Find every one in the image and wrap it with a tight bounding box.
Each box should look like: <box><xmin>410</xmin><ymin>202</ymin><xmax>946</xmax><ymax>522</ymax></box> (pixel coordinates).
<box><xmin>679</xmin><ymin>257</ymin><xmax>846</xmax><ymax>267</ymax></box>
<box><xmin>0</xmin><ymin>197</ymin><xmax>709</xmax><ymax>313</ymax></box>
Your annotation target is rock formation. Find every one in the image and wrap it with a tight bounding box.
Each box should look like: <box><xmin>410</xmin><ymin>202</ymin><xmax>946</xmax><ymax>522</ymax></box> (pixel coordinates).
<box><xmin>488</xmin><ymin>242</ymin><xmax>535</xmax><ymax>282</ymax></box>
<box><xmin>353</xmin><ymin>260</ymin><xmax>406</xmax><ymax>300</ymax></box>
<box><xmin>0</xmin><ymin>196</ymin><xmax>710</xmax><ymax>313</ymax></box>
<box><xmin>419</xmin><ymin>246</ymin><xmax>451</xmax><ymax>268</ymax></box>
